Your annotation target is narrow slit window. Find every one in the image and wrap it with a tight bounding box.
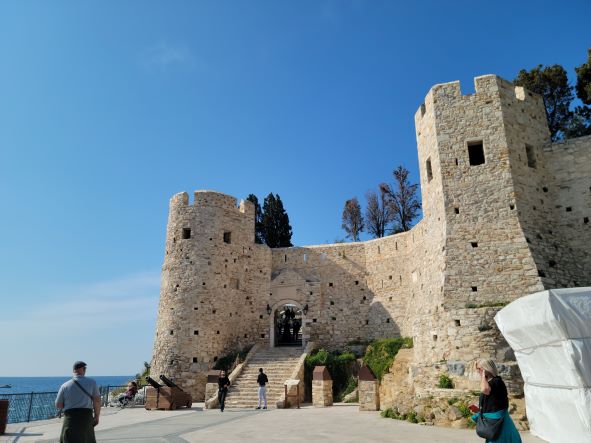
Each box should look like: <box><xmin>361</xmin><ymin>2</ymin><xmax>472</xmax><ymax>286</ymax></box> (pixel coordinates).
<box><xmin>223</xmin><ymin>231</ymin><xmax>232</xmax><ymax>244</ymax></box>
<box><xmin>525</xmin><ymin>144</ymin><xmax>537</xmax><ymax>168</ymax></box>
<box><xmin>468</xmin><ymin>141</ymin><xmax>485</xmax><ymax>166</ymax></box>
<box><xmin>426</xmin><ymin>157</ymin><xmax>433</xmax><ymax>182</ymax></box>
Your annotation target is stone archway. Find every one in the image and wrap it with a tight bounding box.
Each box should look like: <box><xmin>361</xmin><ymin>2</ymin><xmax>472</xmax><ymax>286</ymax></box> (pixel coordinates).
<box><xmin>268</xmin><ymin>299</ymin><xmax>306</xmax><ymax>349</ymax></box>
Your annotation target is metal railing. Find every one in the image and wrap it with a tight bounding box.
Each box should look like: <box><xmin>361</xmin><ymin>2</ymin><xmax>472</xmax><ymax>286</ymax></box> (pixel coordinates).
<box><xmin>0</xmin><ymin>385</ymin><xmax>146</xmax><ymax>424</ymax></box>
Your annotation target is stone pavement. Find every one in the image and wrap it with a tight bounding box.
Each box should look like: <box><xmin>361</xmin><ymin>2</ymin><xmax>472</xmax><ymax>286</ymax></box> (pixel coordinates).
<box><xmin>1</xmin><ymin>403</ymin><xmax>547</xmax><ymax>443</ymax></box>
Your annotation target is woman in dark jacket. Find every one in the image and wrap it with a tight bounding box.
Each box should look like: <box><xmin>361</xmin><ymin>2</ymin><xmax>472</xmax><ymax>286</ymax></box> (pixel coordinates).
<box><xmin>217</xmin><ymin>370</ymin><xmax>230</xmax><ymax>412</ymax></box>
<box><xmin>472</xmin><ymin>359</ymin><xmax>522</xmax><ymax>443</ymax></box>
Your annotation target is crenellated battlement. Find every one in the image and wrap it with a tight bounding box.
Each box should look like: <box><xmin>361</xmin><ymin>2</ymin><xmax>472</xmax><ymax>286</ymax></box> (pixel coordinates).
<box><xmin>415</xmin><ymin>75</ymin><xmax>546</xmax><ymax>123</ymax></box>
<box><xmin>168</xmin><ymin>190</ymin><xmax>253</xmax><ymax>216</ymax></box>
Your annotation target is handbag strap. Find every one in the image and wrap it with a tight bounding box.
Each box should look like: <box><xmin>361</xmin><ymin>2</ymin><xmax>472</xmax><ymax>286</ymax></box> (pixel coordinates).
<box><xmin>72</xmin><ymin>379</ymin><xmax>94</xmax><ymax>400</ymax></box>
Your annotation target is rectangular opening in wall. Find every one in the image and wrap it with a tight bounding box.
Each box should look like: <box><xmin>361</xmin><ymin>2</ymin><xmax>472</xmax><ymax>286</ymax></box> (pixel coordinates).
<box><xmin>471</xmin><ymin>286</ymin><xmax>478</xmax><ymax>292</ymax></box>
<box><xmin>426</xmin><ymin>157</ymin><xmax>433</xmax><ymax>182</ymax></box>
<box><xmin>467</xmin><ymin>141</ymin><xmax>485</xmax><ymax>166</ymax></box>
<box><xmin>525</xmin><ymin>144</ymin><xmax>537</xmax><ymax>168</ymax></box>
<box><xmin>192</xmin><ymin>357</ymin><xmax>197</xmax><ymax>363</ymax></box>
<box><xmin>454</xmin><ymin>319</ymin><xmax>461</xmax><ymax>327</ymax></box>
<box><xmin>454</xmin><ymin>206</ymin><xmax>460</xmax><ymax>214</ymax></box>
<box><xmin>223</xmin><ymin>231</ymin><xmax>232</xmax><ymax>244</ymax></box>
<box><xmin>194</xmin><ymin>330</ymin><xmax>199</xmax><ymax>335</ymax></box>
<box><xmin>230</xmin><ymin>278</ymin><xmax>239</xmax><ymax>290</ymax></box>
<box><xmin>182</xmin><ymin>228</ymin><xmax>191</xmax><ymax>239</ymax></box>
<box><xmin>471</xmin><ymin>242</ymin><xmax>478</xmax><ymax>248</ymax></box>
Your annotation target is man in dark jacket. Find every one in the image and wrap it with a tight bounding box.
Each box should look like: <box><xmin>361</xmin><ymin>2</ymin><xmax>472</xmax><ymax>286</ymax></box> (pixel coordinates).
<box><xmin>256</xmin><ymin>368</ymin><xmax>268</xmax><ymax>409</ymax></box>
<box><xmin>217</xmin><ymin>370</ymin><xmax>230</xmax><ymax>412</ymax></box>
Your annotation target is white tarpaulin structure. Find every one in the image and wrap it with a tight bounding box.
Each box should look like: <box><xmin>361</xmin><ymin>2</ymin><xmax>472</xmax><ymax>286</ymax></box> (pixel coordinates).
<box><xmin>495</xmin><ymin>288</ymin><xmax>591</xmax><ymax>443</ymax></box>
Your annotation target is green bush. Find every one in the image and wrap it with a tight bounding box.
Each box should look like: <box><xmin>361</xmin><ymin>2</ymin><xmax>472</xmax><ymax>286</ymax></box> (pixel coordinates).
<box><xmin>305</xmin><ymin>348</ymin><xmax>356</xmax><ymax>401</ymax></box>
<box><xmin>437</xmin><ymin>374</ymin><xmax>454</xmax><ymax>389</ymax></box>
<box><xmin>362</xmin><ymin>337</ymin><xmax>413</xmax><ymax>380</ymax></box>
<box><xmin>457</xmin><ymin>402</ymin><xmax>472</xmax><ymax>418</ymax></box>
<box><xmin>406</xmin><ymin>411</ymin><xmax>418</xmax><ymax>423</ymax></box>
<box><xmin>134</xmin><ymin>361</ymin><xmax>151</xmax><ymax>387</ymax></box>
<box><xmin>213</xmin><ymin>345</ymin><xmax>253</xmax><ymax>372</ymax></box>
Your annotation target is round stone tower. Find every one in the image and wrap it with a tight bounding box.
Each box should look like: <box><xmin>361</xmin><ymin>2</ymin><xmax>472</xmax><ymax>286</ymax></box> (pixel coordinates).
<box><xmin>151</xmin><ymin>190</ymin><xmax>270</xmax><ymax>400</ymax></box>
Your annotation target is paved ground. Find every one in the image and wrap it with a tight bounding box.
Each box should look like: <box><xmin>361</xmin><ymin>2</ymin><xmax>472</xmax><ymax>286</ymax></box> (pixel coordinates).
<box><xmin>1</xmin><ymin>403</ymin><xmax>547</xmax><ymax>443</ymax></box>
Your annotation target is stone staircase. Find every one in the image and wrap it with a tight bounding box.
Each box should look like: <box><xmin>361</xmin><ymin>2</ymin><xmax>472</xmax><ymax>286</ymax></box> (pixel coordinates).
<box><xmin>225</xmin><ymin>346</ymin><xmax>304</xmax><ymax>409</ymax></box>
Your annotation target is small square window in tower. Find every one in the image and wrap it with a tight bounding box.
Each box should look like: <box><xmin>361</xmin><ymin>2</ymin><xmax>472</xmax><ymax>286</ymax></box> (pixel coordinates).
<box><xmin>426</xmin><ymin>157</ymin><xmax>433</xmax><ymax>182</ymax></box>
<box><xmin>223</xmin><ymin>231</ymin><xmax>232</xmax><ymax>244</ymax></box>
<box><xmin>182</xmin><ymin>228</ymin><xmax>191</xmax><ymax>239</ymax></box>
<box><xmin>467</xmin><ymin>141</ymin><xmax>485</xmax><ymax>166</ymax></box>
<box><xmin>525</xmin><ymin>144</ymin><xmax>537</xmax><ymax>168</ymax></box>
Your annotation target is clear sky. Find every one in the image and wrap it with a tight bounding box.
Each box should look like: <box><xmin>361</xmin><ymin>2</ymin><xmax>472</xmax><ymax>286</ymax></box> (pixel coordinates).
<box><xmin>1</xmin><ymin>0</ymin><xmax>589</xmax><ymax>377</ymax></box>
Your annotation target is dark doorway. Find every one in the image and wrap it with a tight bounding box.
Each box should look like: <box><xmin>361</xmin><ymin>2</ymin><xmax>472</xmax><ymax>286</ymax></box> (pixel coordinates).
<box><xmin>274</xmin><ymin>304</ymin><xmax>303</xmax><ymax>347</ymax></box>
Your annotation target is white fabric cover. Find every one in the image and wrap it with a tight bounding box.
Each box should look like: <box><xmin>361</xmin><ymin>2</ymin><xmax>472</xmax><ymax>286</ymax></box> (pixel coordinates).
<box><xmin>494</xmin><ymin>288</ymin><xmax>591</xmax><ymax>443</ymax></box>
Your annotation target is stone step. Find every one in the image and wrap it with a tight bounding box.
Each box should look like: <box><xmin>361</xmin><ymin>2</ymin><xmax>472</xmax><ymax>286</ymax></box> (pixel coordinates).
<box><xmin>225</xmin><ymin>346</ymin><xmax>305</xmax><ymax>408</ymax></box>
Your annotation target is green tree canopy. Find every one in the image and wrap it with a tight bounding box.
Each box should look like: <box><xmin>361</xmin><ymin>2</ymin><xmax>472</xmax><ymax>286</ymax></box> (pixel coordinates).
<box><xmin>246</xmin><ymin>194</ymin><xmax>264</xmax><ymax>244</ymax></box>
<box><xmin>575</xmin><ymin>49</ymin><xmax>591</xmax><ymax>105</ymax></box>
<box><xmin>261</xmin><ymin>193</ymin><xmax>293</xmax><ymax>248</ymax></box>
<box><xmin>514</xmin><ymin>64</ymin><xmax>574</xmax><ymax>141</ymax></box>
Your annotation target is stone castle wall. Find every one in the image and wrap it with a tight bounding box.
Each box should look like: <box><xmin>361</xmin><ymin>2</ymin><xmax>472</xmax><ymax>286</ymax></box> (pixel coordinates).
<box><xmin>151</xmin><ymin>75</ymin><xmax>591</xmax><ymax>401</ymax></box>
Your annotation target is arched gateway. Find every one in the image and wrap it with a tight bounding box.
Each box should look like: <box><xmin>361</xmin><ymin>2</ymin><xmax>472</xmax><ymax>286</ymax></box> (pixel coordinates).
<box><xmin>268</xmin><ymin>299</ymin><xmax>306</xmax><ymax>348</ymax></box>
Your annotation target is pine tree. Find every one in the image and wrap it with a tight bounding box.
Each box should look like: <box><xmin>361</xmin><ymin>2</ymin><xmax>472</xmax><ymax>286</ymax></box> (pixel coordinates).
<box><xmin>246</xmin><ymin>194</ymin><xmax>264</xmax><ymax>244</ymax></box>
<box><xmin>514</xmin><ymin>65</ymin><xmax>574</xmax><ymax>141</ymax></box>
<box><xmin>261</xmin><ymin>193</ymin><xmax>293</xmax><ymax>248</ymax></box>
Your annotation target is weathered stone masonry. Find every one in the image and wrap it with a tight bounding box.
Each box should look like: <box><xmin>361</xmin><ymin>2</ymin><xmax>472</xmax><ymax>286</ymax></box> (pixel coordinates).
<box><xmin>151</xmin><ymin>75</ymin><xmax>591</xmax><ymax>401</ymax></box>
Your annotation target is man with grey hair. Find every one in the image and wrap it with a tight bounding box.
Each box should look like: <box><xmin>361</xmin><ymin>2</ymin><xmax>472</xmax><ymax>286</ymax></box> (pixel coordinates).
<box><xmin>55</xmin><ymin>361</ymin><xmax>101</xmax><ymax>443</ymax></box>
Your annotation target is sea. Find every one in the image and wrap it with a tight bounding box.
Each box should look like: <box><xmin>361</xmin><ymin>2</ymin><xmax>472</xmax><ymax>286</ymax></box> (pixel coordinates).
<box><xmin>0</xmin><ymin>376</ymin><xmax>133</xmax><ymax>394</ymax></box>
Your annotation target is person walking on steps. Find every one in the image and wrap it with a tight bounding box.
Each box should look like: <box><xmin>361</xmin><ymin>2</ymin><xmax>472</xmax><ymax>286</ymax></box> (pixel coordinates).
<box><xmin>256</xmin><ymin>368</ymin><xmax>268</xmax><ymax>409</ymax></box>
<box><xmin>217</xmin><ymin>370</ymin><xmax>230</xmax><ymax>412</ymax></box>
<box><xmin>55</xmin><ymin>361</ymin><xmax>101</xmax><ymax>443</ymax></box>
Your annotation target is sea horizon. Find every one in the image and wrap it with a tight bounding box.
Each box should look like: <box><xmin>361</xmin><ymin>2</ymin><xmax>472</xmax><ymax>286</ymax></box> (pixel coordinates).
<box><xmin>0</xmin><ymin>375</ymin><xmax>134</xmax><ymax>394</ymax></box>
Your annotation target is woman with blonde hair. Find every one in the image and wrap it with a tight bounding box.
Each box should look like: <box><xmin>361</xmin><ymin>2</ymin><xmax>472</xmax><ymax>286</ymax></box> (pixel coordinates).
<box><xmin>471</xmin><ymin>359</ymin><xmax>522</xmax><ymax>442</ymax></box>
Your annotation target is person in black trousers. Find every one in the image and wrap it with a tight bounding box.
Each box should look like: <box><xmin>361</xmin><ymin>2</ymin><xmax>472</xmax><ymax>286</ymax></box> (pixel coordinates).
<box><xmin>217</xmin><ymin>370</ymin><xmax>230</xmax><ymax>412</ymax></box>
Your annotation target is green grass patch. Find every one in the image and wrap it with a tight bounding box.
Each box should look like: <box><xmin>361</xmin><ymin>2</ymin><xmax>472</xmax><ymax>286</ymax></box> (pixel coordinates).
<box><xmin>362</xmin><ymin>337</ymin><xmax>413</xmax><ymax>380</ymax></box>
<box><xmin>437</xmin><ymin>373</ymin><xmax>454</xmax><ymax>389</ymax></box>
<box><xmin>465</xmin><ymin>301</ymin><xmax>509</xmax><ymax>309</ymax></box>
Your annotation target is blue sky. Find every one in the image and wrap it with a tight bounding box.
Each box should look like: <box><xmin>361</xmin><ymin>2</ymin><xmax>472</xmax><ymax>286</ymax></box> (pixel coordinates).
<box><xmin>1</xmin><ymin>1</ymin><xmax>589</xmax><ymax>376</ymax></box>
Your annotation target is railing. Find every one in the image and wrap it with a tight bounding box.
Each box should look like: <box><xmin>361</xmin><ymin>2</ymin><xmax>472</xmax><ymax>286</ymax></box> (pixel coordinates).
<box><xmin>0</xmin><ymin>385</ymin><xmax>146</xmax><ymax>424</ymax></box>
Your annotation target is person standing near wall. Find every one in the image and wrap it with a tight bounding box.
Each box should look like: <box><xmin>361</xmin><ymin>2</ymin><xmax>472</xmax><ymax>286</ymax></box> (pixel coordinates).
<box><xmin>256</xmin><ymin>368</ymin><xmax>268</xmax><ymax>409</ymax></box>
<box><xmin>217</xmin><ymin>370</ymin><xmax>230</xmax><ymax>412</ymax></box>
<box><xmin>471</xmin><ymin>359</ymin><xmax>522</xmax><ymax>442</ymax></box>
<box><xmin>55</xmin><ymin>361</ymin><xmax>101</xmax><ymax>443</ymax></box>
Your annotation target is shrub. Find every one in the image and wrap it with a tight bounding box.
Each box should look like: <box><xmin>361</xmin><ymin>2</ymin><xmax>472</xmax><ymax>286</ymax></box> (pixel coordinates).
<box><xmin>457</xmin><ymin>402</ymin><xmax>472</xmax><ymax>418</ymax></box>
<box><xmin>437</xmin><ymin>374</ymin><xmax>454</xmax><ymax>389</ymax></box>
<box><xmin>305</xmin><ymin>348</ymin><xmax>356</xmax><ymax>401</ymax></box>
<box><xmin>406</xmin><ymin>411</ymin><xmax>418</xmax><ymax>423</ymax></box>
<box><xmin>213</xmin><ymin>344</ymin><xmax>253</xmax><ymax>372</ymax></box>
<box><xmin>341</xmin><ymin>376</ymin><xmax>358</xmax><ymax>398</ymax></box>
<box><xmin>362</xmin><ymin>337</ymin><xmax>413</xmax><ymax>380</ymax></box>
